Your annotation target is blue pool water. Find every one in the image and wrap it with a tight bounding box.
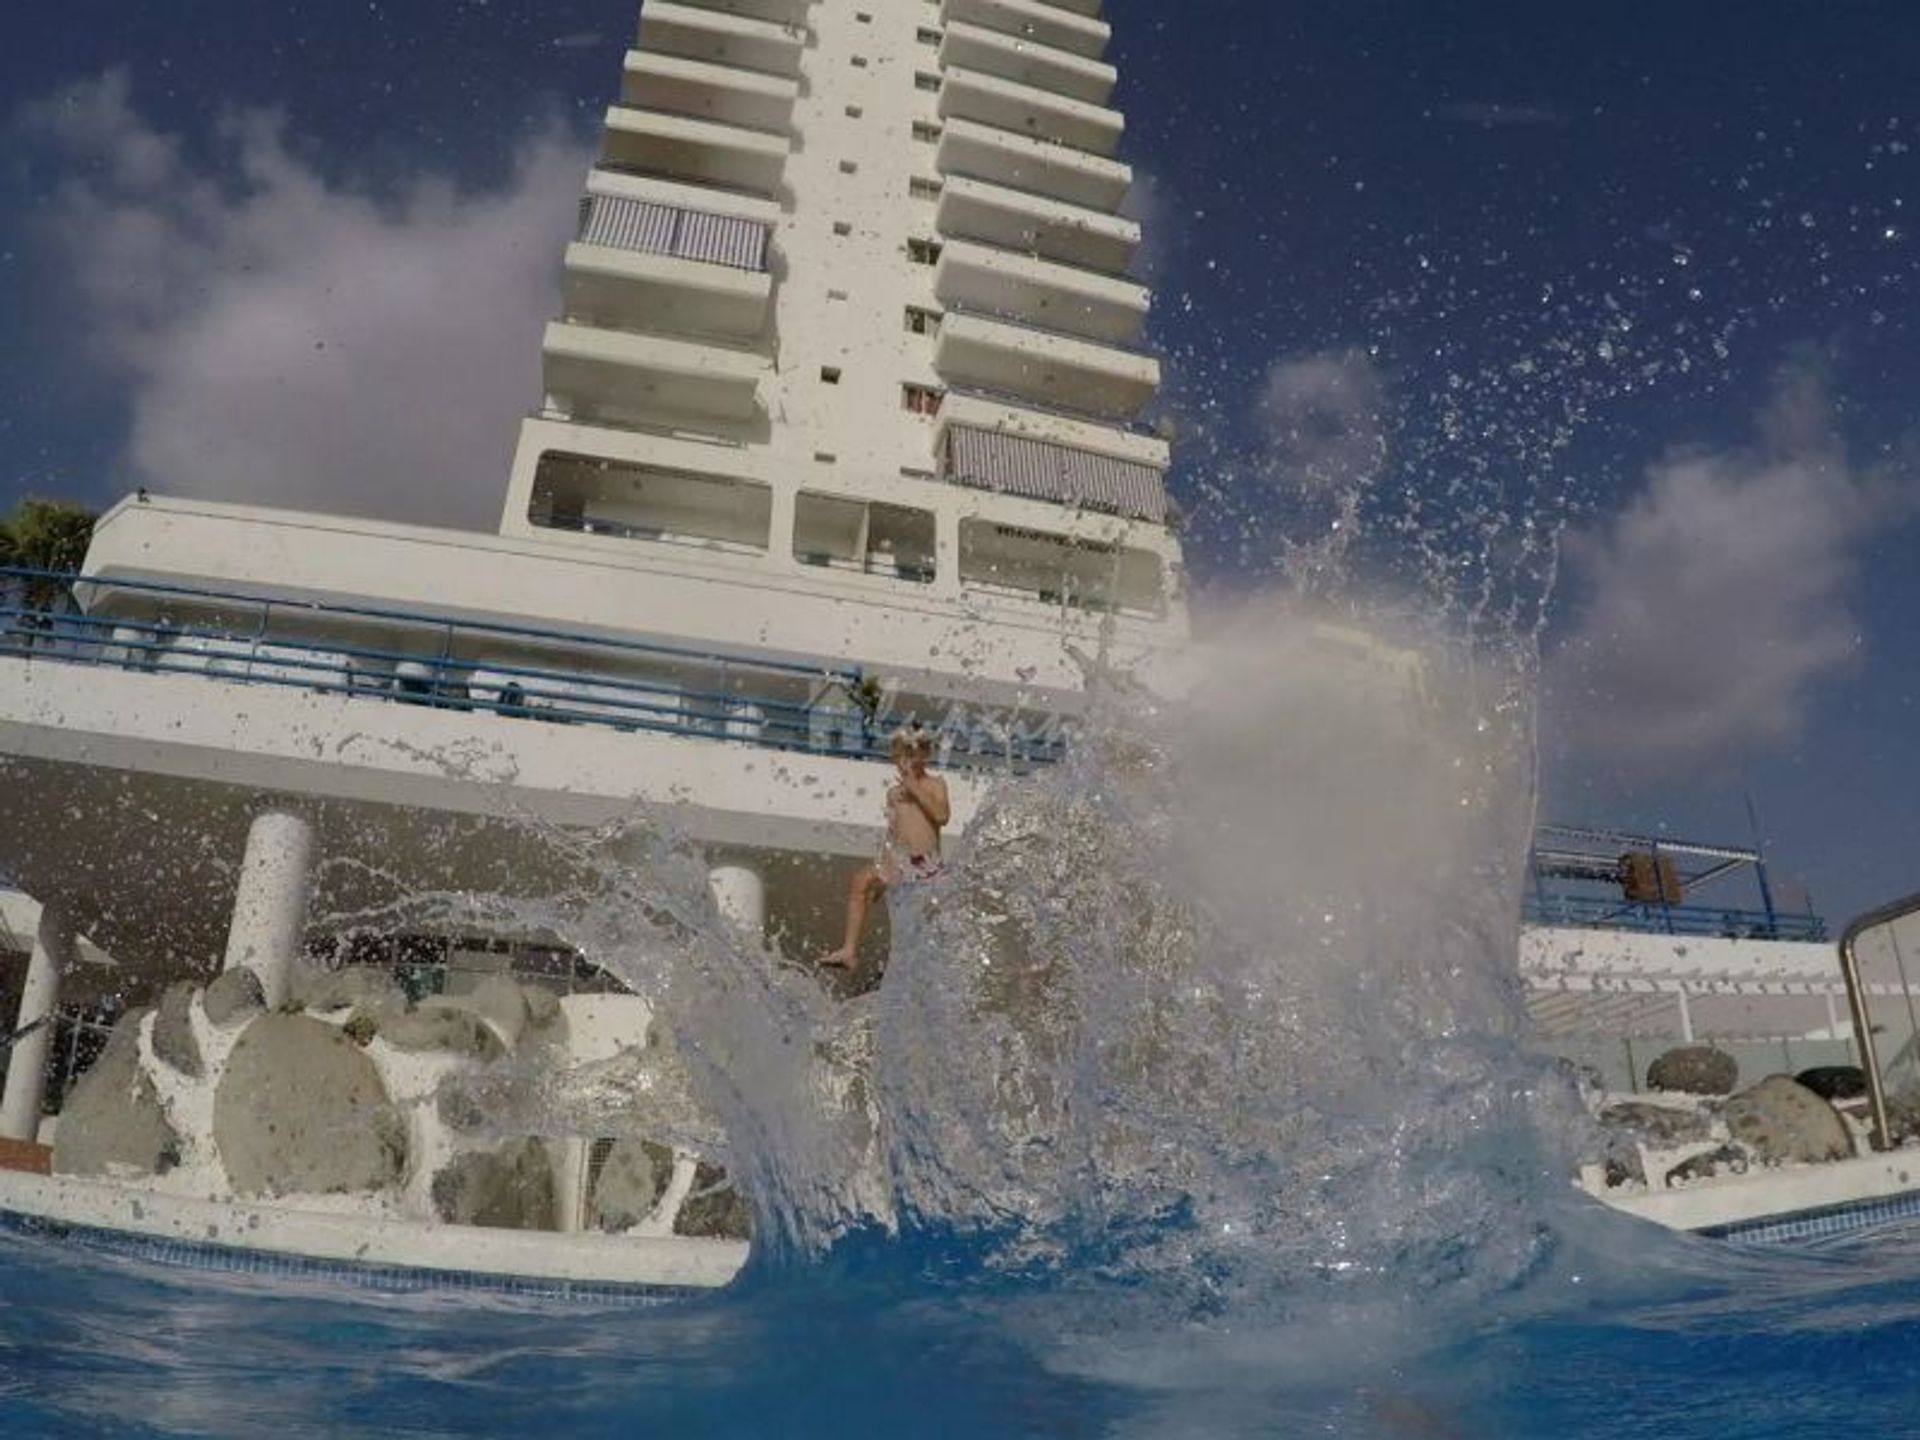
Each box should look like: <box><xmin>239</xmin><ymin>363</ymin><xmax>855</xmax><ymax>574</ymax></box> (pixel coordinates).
<box><xmin>6</xmin><ymin>1213</ymin><xmax>1920</xmax><ymax>1437</ymax></box>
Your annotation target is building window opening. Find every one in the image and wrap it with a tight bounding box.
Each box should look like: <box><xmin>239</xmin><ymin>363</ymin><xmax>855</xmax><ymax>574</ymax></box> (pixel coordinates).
<box><xmin>912</xmin><ymin>121</ymin><xmax>942</xmax><ymax>144</ymax></box>
<box><xmin>958</xmin><ymin>519</ymin><xmax>1166</xmax><ymax>617</ymax></box>
<box><xmin>529</xmin><ymin>453</ymin><xmax>773</xmax><ymax>555</ymax></box>
<box><xmin>905</xmin><ymin>307</ymin><xmax>940</xmax><ymax>336</ymax></box>
<box><xmin>821</xmin><ymin>366</ymin><xmax>843</xmax><ymax>385</ymax></box>
<box><xmin>902</xmin><ymin>383</ymin><xmax>944</xmax><ymax>415</ymax></box>
<box><xmin>907</xmin><ymin>238</ymin><xmax>943</xmax><ymax>265</ymax></box>
<box><xmin>795</xmin><ymin>493</ymin><xmax>937</xmax><ymax>584</ymax></box>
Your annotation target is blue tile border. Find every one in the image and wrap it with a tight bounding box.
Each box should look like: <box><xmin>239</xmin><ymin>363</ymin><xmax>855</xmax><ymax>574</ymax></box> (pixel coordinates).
<box><xmin>0</xmin><ymin>1206</ymin><xmax>711</xmax><ymax>1307</ymax></box>
<box><xmin>1700</xmin><ymin>1185</ymin><xmax>1920</xmax><ymax>1245</ymax></box>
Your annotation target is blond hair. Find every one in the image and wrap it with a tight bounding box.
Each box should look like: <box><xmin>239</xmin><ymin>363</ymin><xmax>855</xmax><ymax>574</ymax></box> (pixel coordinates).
<box><xmin>890</xmin><ymin>726</ymin><xmax>933</xmax><ymax>759</ymax></box>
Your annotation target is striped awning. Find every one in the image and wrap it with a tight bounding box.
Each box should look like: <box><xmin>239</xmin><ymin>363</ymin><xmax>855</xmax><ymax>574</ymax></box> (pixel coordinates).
<box><xmin>943</xmin><ymin>424</ymin><xmax>1169</xmax><ymax>524</ymax></box>
<box><xmin>578</xmin><ymin>194</ymin><xmax>770</xmax><ymax>273</ymax></box>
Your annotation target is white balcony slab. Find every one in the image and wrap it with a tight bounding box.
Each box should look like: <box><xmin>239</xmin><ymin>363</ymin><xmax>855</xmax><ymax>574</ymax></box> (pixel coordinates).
<box><xmin>564</xmin><ymin>242</ymin><xmax>774</xmax><ymax>339</ymax></box>
<box><xmin>621</xmin><ymin>49</ymin><xmax>799</xmax><ymax>133</ymax></box>
<box><xmin>936</xmin><ymin>310</ymin><xmax>1159</xmax><ymax>420</ymax></box>
<box><xmin>543</xmin><ymin>320</ymin><xmax>768</xmax><ymax>423</ymax></box>
<box><xmin>939</xmin><ymin>66</ymin><xmax>1124</xmax><ymax>158</ymax></box>
<box><xmin>639</xmin><ymin>1</ymin><xmax>805</xmax><ymax>77</ymax></box>
<box><xmin>937</xmin><ymin>117</ymin><xmax>1131</xmax><ymax>213</ymax></box>
<box><xmin>935</xmin><ymin>238</ymin><xmax>1148</xmax><ymax>344</ymax></box>
<box><xmin>935</xmin><ymin>174</ymin><xmax>1140</xmax><ymax>273</ymax></box>
<box><xmin>602</xmin><ymin>105</ymin><xmax>791</xmax><ymax>198</ymax></box>
<box><xmin>940</xmin><ymin>0</ymin><xmax>1109</xmax><ymax>60</ymax></box>
<box><xmin>939</xmin><ymin>21</ymin><xmax>1117</xmax><ymax>105</ymax></box>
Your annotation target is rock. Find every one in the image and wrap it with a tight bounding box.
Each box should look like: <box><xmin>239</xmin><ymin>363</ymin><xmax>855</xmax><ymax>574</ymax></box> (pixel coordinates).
<box><xmin>431</xmin><ymin>1139</ymin><xmax>555</xmax><ymax>1230</ymax></box>
<box><xmin>589</xmin><ymin>1139</ymin><xmax>676</xmax><ymax>1232</ymax></box>
<box><xmin>289</xmin><ymin>964</ymin><xmax>403</xmax><ymax>1015</ymax></box>
<box><xmin>524</xmin><ymin>986</ymin><xmax>562</xmax><ymax>1030</ymax></box>
<box><xmin>150</xmin><ymin>981</ymin><xmax>203</xmax><ymax>1079</ymax></box>
<box><xmin>1795</xmin><ymin>1066</ymin><xmax>1867</xmax><ymax>1102</ymax></box>
<box><xmin>461</xmin><ymin>976</ymin><xmax>530</xmax><ymax>1051</ymax></box>
<box><xmin>1598</xmin><ymin>1100</ymin><xmax>1714</xmax><ymax>1147</ymax></box>
<box><xmin>1886</xmin><ymin>1090</ymin><xmax>1920</xmax><ymax>1145</ymax></box>
<box><xmin>1666</xmin><ymin>1144</ymin><xmax>1750</xmax><ymax>1187</ymax></box>
<box><xmin>1724</xmin><ymin>1075</ymin><xmax>1855</xmax><ymax>1165</ymax></box>
<box><xmin>341</xmin><ymin>1010</ymin><xmax>379</xmax><ymax>1047</ymax></box>
<box><xmin>378</xmin><ymin>1002</ymin><xmax>506</xmax><ymax>1062</ymax></box>
<box><xmin>673</xmin><ymin>1161</ymin><xmax>752</xmax><ymax>1240</ymax></box>
<box><xmin>213</xmin><ymin>1015</ymin><xmax>406</xmax><ymax>1197</ymax></box>
<box><xmin>53</xmin><ymin>1010</ymin><xmax>182</xmax><ymax>1179</ymax></box>
<box><xmin>1647</xmin><ymin>1046</ymin><xmax>1739</xmax><ymax>1096</ymax></box>
<box><xmin>202</xmin><ymin>967</ymin><xmax>266</xmax><ymax>1029</ymax></box>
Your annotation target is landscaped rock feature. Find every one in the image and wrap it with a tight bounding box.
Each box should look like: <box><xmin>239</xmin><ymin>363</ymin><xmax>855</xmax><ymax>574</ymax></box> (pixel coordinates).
<box><xmin>1795</xmin><ymin>1066</ymin><xmax>1867</xmax><ymax>1102</ymax></box>
<box><xmin>52</xmin><ymin>1010</ymin><xmax>181</xmax><ymax>1179</ymax></box>
<box><xmin>150</xmin><ymin>981</ymin><xmax>204</xmax><ymax>1079</ymax></box>
<box><xmin>201</xmin><ymin>967</ymin><xmax>266</xmax><ymax>1028</ymax></box>
<box><xmin>1665</xmin><ymin>1144</ymin><xmax>1750</xmax><ymax>1187</ymax></box>
<box><xmin>213</xmin><ymin>1014</ymin><xmax>406</xmax><ymax>1197</ymax></box>
<box><xmin>1598</xmin><ymin>1101</ymin><xmax>1714</xmax><ymax>1147</ymax></box>
<box><xmin>588</xmin><ymin>1139</ymin><xmax>676</xmax><ymax>1232</ymax></box>
<box><xmin>1724</xmin><ymin>1075</ymin><xmax>1855</xmax><ymax>1165</ymax></box>
<box><xmin>378</xmin><ymin>1002</ymin><xmax>506</xmax><ymax>1062</ymax></box>
<box><xmin>431</xmin><ymin>1138</ymin><xmax>555</xmax><ymax>1230</ymax></box>
<box><xmin>290</xmin><ymin>964</ymin><xmax>403</xmax><ymax>1016</ymax></box>
<box><xmin>1646</xmin><ymin>1046</ymin><xmax>1739</xmax><ymax>1096</ymax></box>
<box><xmin>673</xmin><ymin>1161</ymin><xmax>752</xmax><ymax>1241</ymax></box>
<box><xmin>462</xmin><ymin>976</ymin><xmax>531</xmax><ymax>1051</ymax></box>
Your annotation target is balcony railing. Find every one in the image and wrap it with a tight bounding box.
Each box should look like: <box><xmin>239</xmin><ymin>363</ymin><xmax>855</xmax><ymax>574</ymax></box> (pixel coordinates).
<box><xmin>577</xmin><ymin>193</ymin><xmax>772</xmax><ymax>273</ymax></box>
<box><xmin>1522</xmin><ymin>893</ymin><xmax>1828</xmax><ymax>944</ymax></box>
<box><xmin>0</xmin><ymin>568</ymin><xmax>1064</xmax><ymax>772</ymax></box>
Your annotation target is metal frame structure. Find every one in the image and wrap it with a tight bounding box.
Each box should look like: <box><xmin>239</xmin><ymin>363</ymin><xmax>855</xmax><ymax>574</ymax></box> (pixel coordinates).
<box><xmin>1526</xmin><ymin>822</ymin><xmax>1824</xmax><ymax>943</ymax></box>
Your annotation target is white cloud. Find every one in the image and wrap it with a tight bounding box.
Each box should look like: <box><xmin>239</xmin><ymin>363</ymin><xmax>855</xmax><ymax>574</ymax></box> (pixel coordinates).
<box><xmin>1548</xmin><ymin>362</ymin><xmax>1910</xmax><ymax>773</ymax></box>
<box><xmin>19</xmin><ymin>71</ymin><xmax>591</xmax><ymax>529</ymax></box>
<box><xmin>1257</xmin><ymin>348</ymin><xmax>1390</xmax><ymax>494</ymax></box>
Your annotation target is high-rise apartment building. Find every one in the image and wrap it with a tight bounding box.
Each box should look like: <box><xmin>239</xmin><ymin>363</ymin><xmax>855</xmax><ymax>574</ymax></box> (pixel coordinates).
<box><xmin>500</xmin><ymin>0</ymin><xmax>1183</xmax><ymax>635</ymax></box>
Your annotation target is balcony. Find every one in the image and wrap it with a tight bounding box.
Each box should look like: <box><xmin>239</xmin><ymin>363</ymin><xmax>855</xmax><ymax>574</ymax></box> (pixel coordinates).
<box><xmin>620</xmin><ymin>49</ymin><xmax>800</xmax><ymax>134</ymax></box>
<box><xmin>934</xmin><ymin>309</ymin><xmax>1158</xmax><ymax>420</ymax></box>
<box><xmin>543</xmin><ymin>321</ymin><xmax>767</xmax><ymax>425</ymax></box>
<box><xmin>940</xmin><ymin>0</ymin><xmax>1109</xmax><ymax>61</ymax></box>
<box><xmin>938</xmin><ymin>67</ymin><xmax>1123</xmax><ymax>158</ymax></box>
<box><xmin>530</xmin><ymin>454</ymin><xmax>773</xmax><ymax>556</ymax></box>
<box><xmin>936</xmin><ymin>388</ymin><xmax>1169</xmax><ymax>472</ymax></box>
<box><xmin>637</xmin><ymin>1</ymin><xmax>805</xmax><ymax>77</ymax></box>
<box><xmin>940</xmin><ymin>420</ymin><xmax>1168</xmax><ymax>525</ymax></box>
<box><xmin>935</xmin><ymin>174</ymin><xmax>1139</xmax><ymax>273</ymax></box>
<box><xmin>939</xmin><ymin>21</ymin><xmax>1116</xmax><ymax>105</ymax></box>
<box><xmin>601</xmin><ymin>105</ymin><xmax>790</xmax><ymax>198</ymax></box>
<box><xmin>935</xmin><ymin>238</ymin><xmax>1147</xmax><ymax>345</ymax></box>
<box><xmin>564</xmin><ymin>194</ymin><xmax>774</xmax><ymax>339</ymax></box>
<box><xmin>937</xmin><ymin>118</ymin><xmax>1130</xmax><ymax>213</ymax></box>
<box><xmin>669</xmin><ymin>0</ymin><xmax>811</xmax><ymax>26</ymax></box>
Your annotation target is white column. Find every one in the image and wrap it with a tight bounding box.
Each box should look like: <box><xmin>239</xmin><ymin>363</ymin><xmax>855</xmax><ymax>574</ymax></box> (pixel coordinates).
<box><xmin>554</xmin><ymin>1136</ymin><xmax>589</xmax><ymax>1234</ymax></box>
<box><xmin>221</xmin><ymin>808</ymin><xmax>317</xmax><ymax>1011</ymax></box>
<box><xmin>709</xmin><ymin>860</ymin><xmax>766</xmax><ymax>942</ymax></box>
<box><xmin>1</xmin><ymin>904</ymin><xmax>75</xmax><ymax>1143</ymax></box>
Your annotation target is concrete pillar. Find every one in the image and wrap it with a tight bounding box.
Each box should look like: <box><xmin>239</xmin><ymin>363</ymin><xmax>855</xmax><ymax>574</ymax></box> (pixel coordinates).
<box><xmin>222</xmin><ymin>808</ymin><xmax>317</xmax><ymax>1011</ymax></box>
<box><xmin>554</xmin><ymin>1135</ymin><xmax>589</xmax><ymax>1234</ymax></box>
<box><xmin>1</xmin><ymin>905</ymin><xmax>75</xmax><ymax>1143</ymax></box>
<box><xmin>709</xmin><ymin>860</ymin><xmax>766</xmax><ymax>942</ymax></box>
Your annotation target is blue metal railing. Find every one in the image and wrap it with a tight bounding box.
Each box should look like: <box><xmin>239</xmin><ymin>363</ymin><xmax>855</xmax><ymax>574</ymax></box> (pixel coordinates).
<box><xmin>1523</xmin><ymin>893</ymin><xmax>1828</xmax><ymax>944</ymax></box>
<box><xmin>0</xmin><ymin>567</ymin><xmax>1065</xmax><ymax>772</ymax></box>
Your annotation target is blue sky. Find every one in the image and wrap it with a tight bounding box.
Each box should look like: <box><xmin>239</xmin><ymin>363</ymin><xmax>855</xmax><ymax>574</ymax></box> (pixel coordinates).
<box><xmin>3</xmin><ymin>1</ymin><xmax>1918</xmax><ymax>921</ymax></box>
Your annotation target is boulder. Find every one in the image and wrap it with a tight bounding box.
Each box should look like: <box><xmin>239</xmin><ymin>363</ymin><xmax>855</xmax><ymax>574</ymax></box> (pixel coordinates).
<box><xmin>461</xmin><ymin>976</ymin><xmax>531</xmax><ymax>1051</ymax></box>
<box><xmin>289</xmin><ymin>964</ymin><xmax>403</xmax><ymax>1015</ymax></box>
<box><xmin>1598</xmin><ymin>1100</ymin><xmax>1714</xmax><ymax>1147</ymax></box>
<box><xmin>673</xmin><ymin>1161</ymin><xmax>752</xmax><ymax>1240</ymax></box>
<box><xmin>1724</xmin><ymin>1075</ymin><xmax>1855</xmax><ymax>1166</ymax></box>
<box><xmin>213</xmin><ymin>1014</ymin><xmax>406</xmax><ymax>1197</ymax></box>
<box><xmin>589</xmin><ymin>1139</ymin><xmax>676</xmax><ymax>1232</ymax></box>
<box><xmin>202</xmin><ymin>967</ymin><xmax>266</xmax><ymax>1029</ymax></box>
<box><xmin>378</xmin><ymin>1002</ymin><xmax>506</xmax><ymax>1062</ymax></box>
<box><xmin>150</xmin><ymin>981</ymin><xmax>203</xmax><ymax>1079</ymax></box>
<box><xmin>1666</xmin><ymin>1144</ymin><xmax>1750</xmax><ymax>1187</ymax></box>
<box><xmin>52</xmin><ymin>1010</ymin><xmax>181</xmax><ymax>1179</ymax></box>
<box><xmin>1646</xmin><ymin>1046</ymin><xmax>1739</xmax><ymax>1096</ymax></box>
<box><xmin>431</xmin><ymin>1139</ymin><xmax>555</xmax><ymax>1230</ymax></box>
<box><xmin>524</xmin><ymin>985</ymin><xmax>563</xmax><ymax>1031</ymax></box>
<box><xmin>1795</xmin><ymin>1066</ymin><xmax>1868</xmax><ymax>1102</ymax></box>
